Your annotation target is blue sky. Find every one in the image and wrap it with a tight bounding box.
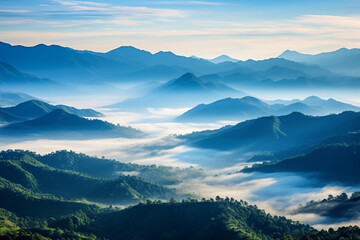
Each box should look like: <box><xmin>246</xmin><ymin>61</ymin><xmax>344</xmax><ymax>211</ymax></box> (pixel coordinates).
<box><xmin>1</xmin><ymin>0</ymin><xmax>360</xmax><ymax>59</ymax></box>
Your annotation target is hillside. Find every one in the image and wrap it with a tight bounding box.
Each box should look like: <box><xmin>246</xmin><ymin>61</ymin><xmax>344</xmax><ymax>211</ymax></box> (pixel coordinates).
<box><xmin>1</xmin><ymin>99</ymin><xmax>103</xmax><ymax>119</ymax></box>
<box><xmin>181</xmin><ymin>111</ymin><xmax>360</xmax><ymax>152</ymax></box>
<box><xmin>0</xmin><ymin>150</ymin><xmax>177</xmax><ymax>204</ymax></box>
<box><xmin>0</xmin><ymin>177</ymin><xmax>98</xmax><ymax>218</ymax></box>
<box><xmin>32</xmin><ymin>150</ymin><xmax>204</xmax><ymax>185</ymax></box>
<box><xmin>0</xmin><ymin>110</ymin><xmax>21</xmax><ymax>124</ymax></box>
<box><xmin>1</xmin><ymin>109</ymin><xmax>141</xmax><ymax>139</ymax></box>
<box><xmin>243</xmin><ymin>144</ymin><xmax>360</xmax><ymax>184</ymax></box>
<box><xmin>85</xmin><ymin>200</ymin><xmax>311</xmax><ymax>240</ymax></box>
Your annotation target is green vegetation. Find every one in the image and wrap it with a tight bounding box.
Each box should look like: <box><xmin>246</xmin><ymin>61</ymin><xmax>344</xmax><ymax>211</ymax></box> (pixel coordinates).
<box><xmin>34</xmin><ymin>150</ymin><xmax>205</xmax><ymax>185</ymax></box>
<box><xmin>0</xmin><ymin>150</ymin><xmax>178</xmax><ymax>204</ymax></box>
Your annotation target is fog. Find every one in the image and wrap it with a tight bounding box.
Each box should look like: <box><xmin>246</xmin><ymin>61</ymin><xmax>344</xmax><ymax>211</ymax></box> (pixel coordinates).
<box><xmin>2</xmin><ymin>89</ymin><xmax>360</xmax><ymax>229</ymax></box>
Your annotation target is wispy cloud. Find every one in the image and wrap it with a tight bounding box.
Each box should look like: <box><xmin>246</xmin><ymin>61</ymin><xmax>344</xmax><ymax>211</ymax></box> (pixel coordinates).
<box><xmin>0</xmin><ymin>9</ymin><xmax>31</xmax><ymax>13</ymax></box>
<box><xmin>153</xmin><ymin>1</ymin><xmax>224</xmax><ymax>6</ymax></box>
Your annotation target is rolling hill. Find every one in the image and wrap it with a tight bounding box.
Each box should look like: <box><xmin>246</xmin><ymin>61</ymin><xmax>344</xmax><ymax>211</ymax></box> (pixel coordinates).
<box><xmin>0</xmin><ymin>150</ymin><xmax>176</xmax><ymax>204</ymax></box>
<box><xmin>0</xmin><ymin>99</ymin><xmax>103</xmax><ymax>119</ymax></box>
<box><xmin>1</xmin><ymin>109</ymin><xmax>142</xmax><ymax>139</ymax></box>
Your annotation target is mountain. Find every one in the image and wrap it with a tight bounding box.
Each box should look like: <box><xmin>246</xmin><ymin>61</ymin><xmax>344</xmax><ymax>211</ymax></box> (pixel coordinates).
<box><xmin>181</xmin><ymin>111</ymin><xmax>360</xmax><ymax>152</ymax></box>
<box><xmin>104</xmin><ymin>46</ymin><xmax>216</xmax><ymax>74</ymax></box>
<box><xmin>243</xmin><ymin>144</ymin><xmax>360</xmax><ymax>184</ymax></box>
<box><xmin>0</xmin><ymin>92</ymin><xmax>38</xmax><ymax>107</ymax></box>
<box><xmin>176</xmin><ymin>96</ymin><xmax>360</xmax><ymax>122</ymax></box>
<box><xmin>1</xmin><ymin>109</ymin><xmax>142</xmax><ymax>139</ymax></box>
<box><xmin>176</xmin><ymin>97</ymin><xmax>272</xmax><ymax>122</ymax></box>
<box><xmin>278</xmin><ymin>48</ymin><xmax>360</xmax><ymax>76</ymax></box>
<box><xmin>275</xmin><ymin>102</ymin><xmax>319</xmax><ymax>116</ymax></box>
<box><xmin>0</xmin><ymin>110</ymin><xmax>22</xmax><ymax>124</ymax></box>
<box><xmin>0</xmin><ymin>150</ymin><xmax>176</xmax><ymax>204</ymax></box>
<box><xmin>0</xmin><ymin>61</ymin><xmax>59</xmax><ymax>87</ymax></box>
<box><xmin>302</xmin><ymin>96</ymin><xmax>360</xmax><ymax>113</ymax></box>
<box><xmin>209</xmin><ymin>55</ymin><xmax>238</xmax><ymax>64</ymax></box>
<box><xmin>107</xmin><ymin>73</ymin><xmax>244</xmax><ymax>109</ymax></box>
<box><xmin>0</xmin><ymin>99</ymin><xmax>103</xmax><ymax>119</ymax></box>
<box><xmin>0</xmin><ymin>41</ymin><xmax>134</xmax><ymax>82</ymax></box>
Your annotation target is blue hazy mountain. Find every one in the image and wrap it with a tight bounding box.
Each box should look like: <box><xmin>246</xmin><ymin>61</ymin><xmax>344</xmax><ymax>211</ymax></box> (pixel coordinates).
<box><xmin>181</xmin><ymin>111</ymin><xmax>360</xmax><ymax>153</ymax></box>
<box><xmin>279</xmin><ymin>48</ymin><xmax>360</xmax><ymax>76</ymax></box>
<box><xmin>0</xmin><ymin>110</ymin><xmax>21</xmax><ymax>124</ymax></box>
<box><xmin>176</xmin><ymin>97</ymin><xmax>272</xmax><ymax>122</ymax></box>
<box><xmin>3</xmin><ymin>41</ymin><xmax>351</xmax><ymax>88</ymax></box>
<box><xmin>209</xmin><ymin>55</ymin><xmax>238</xmax><ymax>64</ymax></box>
<box><xmin>1</xmin><ymin>109</ymin><xmax>142</xmax><ymax>139</ymax></box>
<box><xmin>1</xmin><ymin>100</ymin><xmax>103</xmax><ymax>119</ymax></box>
<box><xmin>0</xmin><ymin>42</ymin><xmax>135</xmax><ymax>82</ymax></box>
<box><xmin>0</xmin><ymin>92</ymin><xmax>38</xmax><ymax>107</ymax></box>
<box><xmin>243</xmin><ymin>144</ymin><xmax>360</xmax><ymax>184</ymax></box>
<box><xmin>176</xmin><ymin>96</ymin><xmax>360</xmax><ymax>122</ymax></box>
<box><xmin>103</xmin><ymin>46</ymin><xmax>216</xmax><ymax>74</ymax></box>
<box><xmin>0</xmin><ymin>61</ymin><xmax>59</xmax><ymax>86</ymax></box>
<box><xmin>107</xmin><ymin>73</ymin><xmax>244</xmax><ymax>109</ymax></box>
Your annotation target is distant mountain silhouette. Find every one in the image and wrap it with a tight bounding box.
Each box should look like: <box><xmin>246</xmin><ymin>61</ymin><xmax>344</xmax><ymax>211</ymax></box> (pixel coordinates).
<box><xmin>209</xmin><ymin>55</ymin><xmax>238</xmax><ymax>64</ymax></box>
<box><xmin>176</xmin><ymin>96</ymin><xmax>360</xmax><ymax>122</ymax></box>
<box><xmin>0</xmin><ymin>61</ymin><xmax>58</xmax><ymax>86</ymax></box>
<box><xmin>1</xmin><ymin>100</ymin><xmax>103</xmax><ymax>119</ymax></box>
<box><xmin>181</xmin><ymin>111</ymin><xmax>360</xmax><ymax>153</ymax></box>
<box><xmin>0</xmin><ymin>92</ymin><xmax>38</xmax><ymax>107</ymax></box>
<box><xmin>279</xmin><ymin>48</ymin><xmax>360</xmax><ymax>76</ymax></box>
<box><xmin>1</xmin><ymin>109</ymin><xmax>142</xmax><ymax>138</ymax></box>
<box><xmin>107</xmin><ymin>73</ymin><xmax>244</xmax><ymax>109</ymax></box>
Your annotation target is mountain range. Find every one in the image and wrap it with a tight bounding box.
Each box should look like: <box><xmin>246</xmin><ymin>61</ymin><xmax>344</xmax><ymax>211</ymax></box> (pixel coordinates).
<box><xmin>181</xmin><ymin>111</ymin><xmax>360</xmax><ymax>154</ymax></box>
<box><xmin>279</xmin><ymin>48</ymin><xmax>360</xmax><ymax>76</ymax></box>
<box><xmin>107</xmin><ymin>73</ymin><xmax>245</xmax><ymax>109</ymax></box>
<box><xmin>3</xmin><ymin>41</ymin><xmax>360</xmax><ymax>90</ymax></box>
<box><xmin>176</xmin><ymin>96</ymin><xmax>360</xmax><ymax>122</ymax></box>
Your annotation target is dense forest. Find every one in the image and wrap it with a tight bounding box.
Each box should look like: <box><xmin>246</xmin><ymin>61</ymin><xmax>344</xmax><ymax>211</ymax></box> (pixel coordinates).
<box><xmin>1</xmin><ymin>198</ymin><xmax>360</xmax><ymax>240</ymax></box>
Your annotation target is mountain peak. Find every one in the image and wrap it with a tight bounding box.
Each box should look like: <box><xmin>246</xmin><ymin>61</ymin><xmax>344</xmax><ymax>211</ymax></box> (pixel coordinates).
<box><xmin>210</xmin><ymin>55</ymin><xmax>238</xmax><ymax>64</ymax></box>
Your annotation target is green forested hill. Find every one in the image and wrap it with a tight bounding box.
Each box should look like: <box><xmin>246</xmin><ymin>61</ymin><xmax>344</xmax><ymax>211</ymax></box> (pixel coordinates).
<box><xmin>33</xmin><ymin>150</ymin><xmax>204</xmax><ymax>185</ymax></box>
<box><xmin>0</xmin><ymin>150</ymin><xmax>177</xmax><ymax>204</ymax></box>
